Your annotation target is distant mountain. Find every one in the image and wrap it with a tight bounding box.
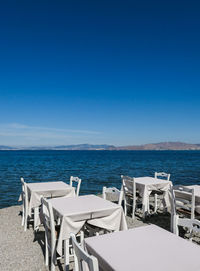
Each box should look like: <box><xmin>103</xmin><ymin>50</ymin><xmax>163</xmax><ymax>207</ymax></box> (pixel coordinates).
<box><xmin>53</xmin><ymin>144</ymin><xmax>115</xmax><ymax>150</ymax></box>
<box><xmin>116</xmin><ymin>142</ymin><xmax>200</xmax><ymax>150</ymax></box>
<box><xmin>0</xmin><ymin>144</ymin><xmax>115</xmax><ymax>150</ymax></box>
<box><xmin>0</xmin><ymin>145</ymin><xmax>15</xmax><ymax>150</ymax></box>
<box><xmin>0</xmin><ymin>142</ymin><xmax>200</xmax><ymax>150</ymax></box>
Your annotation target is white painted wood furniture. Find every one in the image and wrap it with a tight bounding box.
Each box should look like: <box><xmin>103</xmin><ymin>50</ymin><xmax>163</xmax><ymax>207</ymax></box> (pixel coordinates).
<box><xmin>170</xmin><ymin>186</ymin><xmax>196</xmax><ymax>235</ymax></box>
<box><xmin>26</xmin><ymin>181</ymin><xmax>75</xmax><ymax>229</ymax></box>
<box><xmin>70</xmin><ymin>176</ymin><xmax>81</xmax><ymax>196</ymax></box>
<box><xmin>20</xmin><ymin>177</ymin><xmax>29</xmax><ymax>231</ymax></box>
<box><xmin>155</xmin><ymin>172</ymin><xmax>170</xmax><ymax>181</ymax></box>
<box><xmin>102</xmin><ymin>186</ymin><xmax>122</xmax><ymax>204</ymax></box>
<box><xmin>86</xmin><ymin>187</ymin><xmax>122</xmax><ymax>236</ymax></box>
<box><xmin>173</xmin><ymin>215</ymin><xmax>200</xmax><ymax>240</ymax></box>
<box><xmin>121</xmin><ymin>175</ymin><xmax>137</xmax><ymax>219</ymax></box>
<box><xmin>153</xmin><ymin>172</ymin><xmax>171</xmax><ymax>212</ymax></box>
<box><xmin>134</xmin><ymin>176</ymin><xmax>172</xmax><ymax>217</ymax></box>
<box><xmin>172</xmin><ymin>185</ymin><xmax>195</xmax><ymax>219</ymax></box>
<box><xmin>41</xmin><ymin>197</ymin><xmax>57</xmax><ymax>271</ymax></box>
<box><xmin>48</xmin><ymin>195</ymin><xmax>127</xmax><ymax>271</ymax></box>
<box><xmin>70</xmin><ymin>233</ymin><xmax>99</xmax><ymax>271</ymax></box>
<box><xmin>85</xmin><ymin>225</ymin><xmax>200</xmax><ymax>271</ymax></box>
<box><xmin>184</xmin><ymin>185</ymin><xmax>200</xmax><ymax>214</ymax></box>
<box><xmin>41</xmin><ymin>196</ymin><xmax>85</xmax><ymax>271</ymax></box>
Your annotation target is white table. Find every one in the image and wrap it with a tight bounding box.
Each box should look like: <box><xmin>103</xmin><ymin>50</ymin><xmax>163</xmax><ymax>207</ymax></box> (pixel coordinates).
<box><xmin>49</xmin><ymin>195</ymin><xmax>127</xmax><ymax>271</ymax></box>
<box><xmin>27</xmin><ymin>181</ymin><xmax>75</xmax><ymax>228</ymax></box>
<box><xmin>134</xmin><ymin>177</ymin><xmax>172</xmax><ymax>214</ymax></box>
<box><xmin>85</xmin><ymin>225</ymin><xmax>200</xmax><ymax>271</ymax></box>
<box><xmin>185</xmin><ymin>185</ymin><xmax>200</xmax><ymax>214</ymax></box>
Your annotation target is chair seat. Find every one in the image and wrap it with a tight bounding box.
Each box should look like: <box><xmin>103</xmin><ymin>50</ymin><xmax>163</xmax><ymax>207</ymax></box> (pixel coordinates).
<box><xmin>177</xmin><ymin>208</ymin><xmax>193</xmax><ymax>217</ymax></box>
<box><xmin>84</xmin><ymin>223</ymin><xmax>110</xmax><ymax>237</ymax></box>
<box><xmin>151</xmin><ymin>190</ymin><xmax>164</xmax><ymax>195</ymax></box>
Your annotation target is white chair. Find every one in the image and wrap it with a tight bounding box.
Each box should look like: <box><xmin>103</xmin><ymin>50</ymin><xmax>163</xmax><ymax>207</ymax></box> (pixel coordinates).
<box><xmin>121</xmin><ymin>175</ymin><xmax>137</xmax><ymax>219</ymax></box>
<box><xmin>173</xmin><ymin>215</ymin><xmax>200</xmax><ymax>240</ymax></box>
<box><xmin>41</xmin><ymin>197</ymin><xmax>57</xmax><ymax>271</ymax></box>
<box><xmin>85</xmin><ymin>186</ymin><xmax>122</xmax><ymax>237</ymax></box>
<box><xmin>155</xmin><ymin>172</ymin><xmax>170</xmax><ymax>181</ymax></box>
<box><xmin>170</xmin><ymin>186</ymin><xmax>196</xmax><ymax>236</ymax></box>
<box><xmin>21</xmin><ymin>177</ymin><xmax>39</xmax><ymax>231</ymax></box>
<box><xmin>21</xmin><ymin>177</ymin><xmax>28</xmax><ymax>231</ymax></box>
<box><xmin>152</xmin><ymin>172</ymin><xmax>171</xmax><ymax>213</ymax></box>
<box><xmin>170</xmin><ymin>186</ymin><xmax>195</xmax><ymax>233</ymax></box>
<box><xmin>102</xmin><ymin>186</ymin><xmax>122</xmax><ymax>205</ymax></box>
<box><xmin>70</xmin><ymin>233</ymin><xmax>99</xmax><ymax>271</ymax></box>
<box><xmin>70</xmin><ymin>176</ymin><xmax>81</xmax><ymax>196</ymax></box>
<box><xmin>172</xmin><ymin>185</ymin><xmax>195</xmax><ymax>219</ymax></box>
<box><xmin>41</xmin><ymin>197</ymin><xmax>84</xmax><ymax>271</ymax></box>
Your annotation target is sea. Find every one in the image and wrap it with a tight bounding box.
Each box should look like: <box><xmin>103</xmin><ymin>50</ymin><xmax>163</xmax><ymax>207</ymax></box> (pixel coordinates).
<box><xmin>0</xmin><ymin>150</ymin><xmax>200</xmax><ymax>209</ymax></box>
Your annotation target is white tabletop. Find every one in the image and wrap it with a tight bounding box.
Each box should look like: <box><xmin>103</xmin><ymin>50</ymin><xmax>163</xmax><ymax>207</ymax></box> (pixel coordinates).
<box><xmin>85</xmin><ymin>225</ymin><xmax>200</xmax><ymax>271</ymax></box>
<box><xmin>49</xmin><ymin>195</ymin><xmax>120</xmax><ymax>219</ymax></box>
<box><xmin>27</xmin><ymin>181</ymin><xmax>71</xmax><ymax>192</ymax></box>
<box><xmin>135</xmin><ymin>176</ymin><xmax>171</xmax><ymax>185</ymax></box>
<box><xmin>27</xmin><ymin>181</ymin><xmax>75</xmax><ymax>212</ymax></box>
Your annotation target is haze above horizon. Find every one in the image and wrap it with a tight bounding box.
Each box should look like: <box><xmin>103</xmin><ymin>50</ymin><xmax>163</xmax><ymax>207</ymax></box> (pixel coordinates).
<box><xmin>0</xmin><ymin>1</ymin><xmax>200</xmax><ymax>146</ymax></box>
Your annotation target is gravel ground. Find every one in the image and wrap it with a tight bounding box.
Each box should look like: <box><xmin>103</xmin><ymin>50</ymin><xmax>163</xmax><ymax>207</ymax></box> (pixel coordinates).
<box><xmin>0</xmin><ymin>195</ymin><xmax>195</xmax><ymax>271</ymax></box>
<box><xmin>0</xmin><ymin>205</ymin><xmax>46</xmax><ymax>271</ymax></box>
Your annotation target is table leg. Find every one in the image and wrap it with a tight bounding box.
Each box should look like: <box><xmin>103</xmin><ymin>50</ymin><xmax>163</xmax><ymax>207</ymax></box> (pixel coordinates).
<box><xmin>142</xmin><ymin>197</ymin><xmax>148</xmax><ymax>219</ymax></box>
<box><xmin>34</xmin><ymin>207</ymin><xmax>39</xmax><ymax>231</ymax></box>
<box><xmin>64</xmin><ymin>239</ymin><xmax>69</xmax><ymax>271</ymax></box>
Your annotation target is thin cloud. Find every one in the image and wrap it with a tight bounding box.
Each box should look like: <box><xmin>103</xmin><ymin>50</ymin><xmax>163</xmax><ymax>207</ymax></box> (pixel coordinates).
<box><xmin>0</xmin><ymin>123</ymin><xmax>101</xmax><ymax>135</ymax></box>
<box><xmin>0</xmin><ymin>123</ymin><xmax>102</xmax><ymax>145</ymax></box>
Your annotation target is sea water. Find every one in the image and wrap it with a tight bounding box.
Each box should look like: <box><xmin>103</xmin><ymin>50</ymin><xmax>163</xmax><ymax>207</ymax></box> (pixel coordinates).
<box><xmin>0</xmin><ymin>150</ymin><xmax>200</xmax><ymax>208</ymax></box>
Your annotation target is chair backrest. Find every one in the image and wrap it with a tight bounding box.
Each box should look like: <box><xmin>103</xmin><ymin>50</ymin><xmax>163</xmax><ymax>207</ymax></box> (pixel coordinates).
<box><xmin>70</xmin><ymin>176</ymin><xmax>81</xmax><ymax>196</ymax></box>
<box><xmin>174</xmin><ymin>215</ymin><xmax>200</xmax><ymax>235</ymax></box>
<box><xmin>171</xmin><ymin>186</ymin><xmax>195</xmax><ymax>219</ymax></box>
<box><xmin>155</xmin><ymin>172</ymin><xmax>170</xmax><ymax>181</ymax></box>
<box><xmin>70</xmin><ymin>233</ymin><xmax>99</xmax><ymax>271</ymax></box>
<box><xmin>102</xmin><ymin>186</ymin><xmax>121</xmax><ymax>205</ymax></box>
<box><xmin>20</xmin><ymin>177</ymin><xmax>28</xmax><ymax>214</ymax></box>
<box><xmin>41</xmin><ymin>198</ymin><xmax>56</xmax><ymax>253</ymax></box>
<box><xmin>21</xmin><ymin>177</ymin><xmax>25</xmax><ymax>192</ymax></box>
<box><xmin>121</xmin><ymin>175</ymin><xmax>136</xmax><ymax>196</ymax></box>
<box><xmin>172</xmin><ymin>200</ymin><xmax>200</xmax><ymax>237</ymax></box>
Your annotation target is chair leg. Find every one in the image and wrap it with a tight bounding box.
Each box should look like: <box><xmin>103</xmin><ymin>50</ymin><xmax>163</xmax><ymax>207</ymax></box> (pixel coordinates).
<box><xmin>24</xmin><ymin>210</ymin><xmax>27</xmax><ymax>231</ymax></box>
<box><xmin>172</xmin><ymin>215</ymin><xmax>179</xmax><ymax>235</ymax></box>
<box><xmin>154</xmin><ymin>194</ymin><xmax>158</xmax><ymax>213</ymax></box>
<box><xmin>51</xmin><ymin>246</ymin><xmax>56</xmax><ymax>271</ymax></box>
<box><xmin>80</xmin><ymin>230</ymin><xmax>84</xmax><ymax>244</ymax></box>
<box><xmin>118</xmin><ymin>187</ymin><xmax>123</xmax><ymax>206</ymax></box>
<box><xmin>124</xmin><ymin>198</ymin><xmax>127</xmax><ymax>216</ymax></box>
<box><xmin>132</xmin><ymin>199</ymin><xmax>135</xmax><ymax>219</ymax></box>
<box><xmin>21</xmin><ymin>204</ymin><xmax>25</xmax><ymax>226</ymax></box>
<box><xmin>45</xmin><ymin>234</ymin><xmax>49</xmax><ymax>266</ymax></box>
<box><xmin>147</xmin><ymin>197</ymin><xmax>150</xmax><ymax>214</ymax></box>
<box><xmin>74</xmin><ymin>253</ymin><xmax>79</xmax><ymax>271</ymax></box>
<box><xmin>64</xmin><ymin>239</ymin><xmax>70</xmax><ymax>271</ymax></box>
<box><xmin>34</xmin><ymin>207</ymin><xmax>39</xmax><ymax>231</ymax></box>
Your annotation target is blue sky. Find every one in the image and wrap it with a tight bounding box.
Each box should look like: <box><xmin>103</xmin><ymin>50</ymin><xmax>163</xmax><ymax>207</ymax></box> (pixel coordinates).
<box><xmin>0</xmin><ymin>1</ymin><xmax>200</xmax><ymax>146</ymax></box>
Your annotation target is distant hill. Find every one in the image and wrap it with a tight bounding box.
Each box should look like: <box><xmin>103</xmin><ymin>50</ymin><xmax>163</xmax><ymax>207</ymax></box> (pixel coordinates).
<box><xmin>0</xmin><ymin>142</ymin><xmax>200</xmax><ymax>150</ymax></box>
<box><xmin>53</xmin><ymin>144</ymin><xmax>115</xmax><ymax>150</ymax></box>
<box><xmin>0</xmin><ymin>144</ymin><xmax>115</xmax><ymax>150</ymax></box>
<box><xmin>116</xmin><ymin>142</ymin><xmax>200</xmax><ymax>150</ymax></box>
<box><xmin>0</xmin><ymin>145</ymin><xmax>16</xmax><ymax>150</ymax></box>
